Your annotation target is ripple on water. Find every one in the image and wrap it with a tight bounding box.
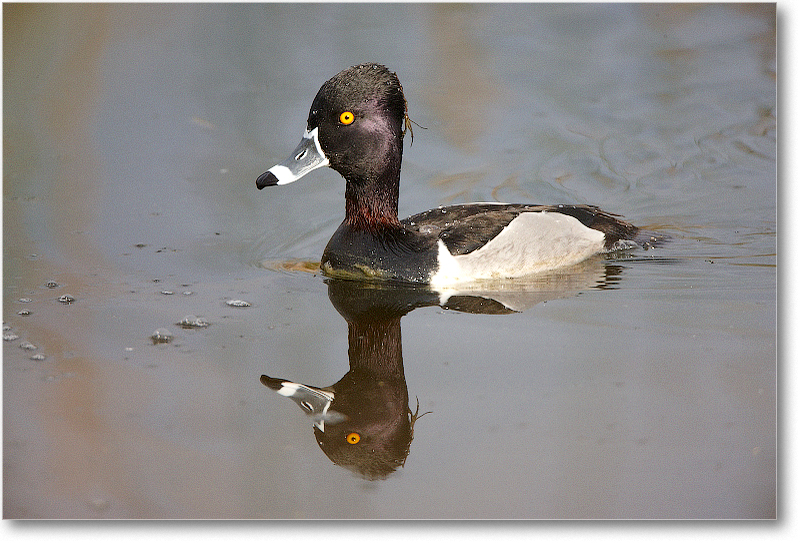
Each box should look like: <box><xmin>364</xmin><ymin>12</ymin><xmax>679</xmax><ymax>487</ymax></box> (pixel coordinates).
<box><xmin>259</xmin><ymin>259</ymin><xmax>320</xmax><ymax>275</ymax></box>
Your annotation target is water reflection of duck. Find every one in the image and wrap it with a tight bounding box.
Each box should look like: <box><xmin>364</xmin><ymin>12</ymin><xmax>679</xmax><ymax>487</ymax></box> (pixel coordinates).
<box><xmin>261</xmin><ymin>282</ymin><xmax>430</xmax><ymax>480</ymax></box>
<box><xmin>260</xmin><ymin>265</ymin><xmax>622</xmax><ymax>480</ymax></box>
<box><xmin>257</xmin><ymin>63</ymin><xmax>661</xmax><ymax>286</ymax></box>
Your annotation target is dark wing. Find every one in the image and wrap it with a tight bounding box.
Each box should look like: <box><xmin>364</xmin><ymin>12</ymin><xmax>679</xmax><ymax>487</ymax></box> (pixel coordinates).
<box><xmin>402</xmin><ymin>203</ymin><xmax>643</xmax><ymax>255</ymax></box>
<box><xmin>402</xmin><ymin>204</ymin><xmax>533</xmax><ymax>255</ymax></box>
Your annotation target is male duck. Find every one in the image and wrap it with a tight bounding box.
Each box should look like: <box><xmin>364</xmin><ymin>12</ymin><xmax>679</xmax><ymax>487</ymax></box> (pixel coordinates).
<box><xmin>257</xmin><ymin>63</ymin><xmax>656</xmax><ymax>286</ymax></box>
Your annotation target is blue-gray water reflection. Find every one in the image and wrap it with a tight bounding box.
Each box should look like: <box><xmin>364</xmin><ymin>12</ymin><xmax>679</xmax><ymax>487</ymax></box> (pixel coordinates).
<box><xmin>4</xmin><ymin>3</ymin><xmax>775</xmax><ymax>518</ymax></box>
<box><xmin>260</xmin><ymin>266</ymin><xmax>631</xmax><ymax>481</ymax></box>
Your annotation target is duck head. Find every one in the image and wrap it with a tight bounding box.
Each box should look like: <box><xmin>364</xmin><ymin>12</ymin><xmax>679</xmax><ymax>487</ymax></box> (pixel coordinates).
<box><xmin>256</xmin><ymin>63</ymin><xmax>409</xmax><ymax>190</ymax></box>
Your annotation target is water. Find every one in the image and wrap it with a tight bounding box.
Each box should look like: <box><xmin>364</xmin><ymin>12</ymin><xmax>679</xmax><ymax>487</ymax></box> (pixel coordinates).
<box><xmin>3</xmin><ymin>4</ymin><xmax>775</xmax><ymax>519</ymax></box>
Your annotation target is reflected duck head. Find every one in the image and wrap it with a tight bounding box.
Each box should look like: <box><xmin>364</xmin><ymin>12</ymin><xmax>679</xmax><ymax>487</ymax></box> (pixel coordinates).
<box><xmin>261</xmin><ymin>370</ymin><xmax>421</xmax><ymax>481</ymax></box>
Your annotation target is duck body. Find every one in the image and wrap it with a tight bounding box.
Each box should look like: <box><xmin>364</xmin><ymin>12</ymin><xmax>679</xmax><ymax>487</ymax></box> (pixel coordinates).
<box><xmin>257</xmin><ymin>63</ymin><xmax>653</xmax><ymax>286</ymax></box>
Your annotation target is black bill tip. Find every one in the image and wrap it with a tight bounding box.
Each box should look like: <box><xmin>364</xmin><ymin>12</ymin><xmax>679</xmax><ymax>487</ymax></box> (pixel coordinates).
<box><xmin>256</xmin><ymin>171</ymin><xmax>279</xmax><ymax>189</ymax></box>
<box><xmin>260</xmin><ymin>375</ymin><xmax>283</xmax><ymax>390</ymax></box>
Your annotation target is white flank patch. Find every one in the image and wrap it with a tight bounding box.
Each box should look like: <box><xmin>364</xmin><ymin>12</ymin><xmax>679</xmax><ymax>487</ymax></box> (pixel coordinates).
<box><xmin>429</xmin><ymin>211</ymin><xmax>605</xmax><ymax>288</ymax></box>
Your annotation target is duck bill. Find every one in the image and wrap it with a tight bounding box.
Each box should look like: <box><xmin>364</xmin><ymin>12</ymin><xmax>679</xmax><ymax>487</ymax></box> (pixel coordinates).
<box><xmin>256</xmin><ymin>127</ymin><xmax>329</xmax><ymax>189</ymax></box>
<box><xmin>260</xmin><ymin>375</ymin><xmax>335</xmax><ymax>431</ymax></box>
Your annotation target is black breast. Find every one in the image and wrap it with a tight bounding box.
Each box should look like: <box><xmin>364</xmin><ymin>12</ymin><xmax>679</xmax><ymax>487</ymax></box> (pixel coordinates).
<box><xmin>321</xmin><ymin>222</ymin><xmax>440</xmax><ymax>283</ymax></box>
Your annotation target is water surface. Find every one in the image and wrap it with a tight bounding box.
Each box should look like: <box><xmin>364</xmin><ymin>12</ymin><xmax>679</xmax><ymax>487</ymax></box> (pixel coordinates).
<box><xmin>3</xmin><ymin>3</ymin><xmax>775</xmax><ymax>518</ymax></box>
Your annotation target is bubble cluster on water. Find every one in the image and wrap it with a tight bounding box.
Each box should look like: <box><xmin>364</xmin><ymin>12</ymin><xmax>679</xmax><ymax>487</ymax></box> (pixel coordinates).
<box><xmin>178</xmin><ymin>315</ymin><xmax>210</xmax><ymax>329</ymax></box>
<box><xmin>19</xmin><ymin>341</ymin><xmax>37</xmax><ymax>351</ymax></box>
<box><xmin>4</xmin><ymin>322</ymin><xmax>20</xmax><ymax>342</ymax></box>
<box><xmin>58</xmin><ymin>294</ymin><xmax>76</xmax><ymax>304</ymax></box>
<box><xmin>151</xmin><ymin>328</ymin><xmax>174</xmax><ymax>344</ymax></box>
<box><xmin>225</xmin><ymin>299</ymin><xmax>252</xmax><ymax>308</ymax></box>
<box><xmin>4</xmin><ymin>300</ymin><xmax>52</xmax><ymax>360</ymax></box>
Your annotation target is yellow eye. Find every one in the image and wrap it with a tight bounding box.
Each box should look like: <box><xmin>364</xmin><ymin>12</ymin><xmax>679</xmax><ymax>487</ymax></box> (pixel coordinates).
<box><xmin>339</xmin><ymin>111</ymin><xmax>355</xmax><ymax>125</ymax></box>
<box><xmin>346</xmin><ymin>432</ymin><xmax>360</xmax><ymax>444</ymax></box>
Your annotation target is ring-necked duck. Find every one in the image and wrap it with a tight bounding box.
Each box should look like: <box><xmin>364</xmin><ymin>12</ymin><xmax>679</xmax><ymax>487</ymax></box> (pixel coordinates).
<box><xmin>257</xmin><ymin>63</ymin><xmax>658</xmax><ymax>286</ymax></box>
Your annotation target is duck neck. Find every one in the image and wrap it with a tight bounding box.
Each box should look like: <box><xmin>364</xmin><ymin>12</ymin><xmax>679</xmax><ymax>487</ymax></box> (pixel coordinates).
<box><xmin>343</xmin><ymin>147</ymin><xmax>403</xmax><ymax>231</ymax></box>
